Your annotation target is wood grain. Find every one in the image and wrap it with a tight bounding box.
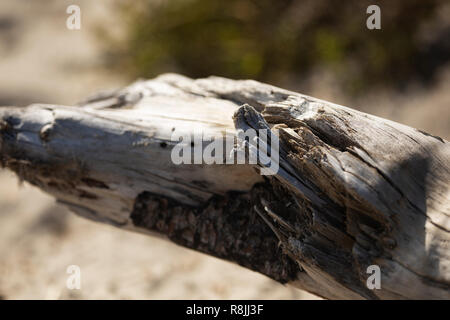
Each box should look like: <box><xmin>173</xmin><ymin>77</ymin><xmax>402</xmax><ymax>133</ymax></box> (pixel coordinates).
<box><xmin>1</xmin><ymin>74</ymin><xmax>448</xmax><ymax>299</ymax></box>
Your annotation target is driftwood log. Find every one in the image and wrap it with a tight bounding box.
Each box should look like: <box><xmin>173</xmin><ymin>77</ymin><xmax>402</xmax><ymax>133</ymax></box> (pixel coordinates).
<box><xmin>0</xmin><ymin>74</ymin><xmax>448</xmax><ymax>299</ymax></box>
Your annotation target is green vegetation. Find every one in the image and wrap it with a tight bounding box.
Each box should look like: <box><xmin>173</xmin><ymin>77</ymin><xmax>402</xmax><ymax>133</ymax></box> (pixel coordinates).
<box><xmin>104</xmin><ymin>0</ymin><xmax>448</xmax><ymax>95</ymax></box>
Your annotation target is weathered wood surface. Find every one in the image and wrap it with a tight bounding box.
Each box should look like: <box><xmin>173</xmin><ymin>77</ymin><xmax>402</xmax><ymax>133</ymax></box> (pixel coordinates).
<box><xmin>0</xmin><ymin>74</ymin><xmax>449</xmax><ymax>299</ymax></box>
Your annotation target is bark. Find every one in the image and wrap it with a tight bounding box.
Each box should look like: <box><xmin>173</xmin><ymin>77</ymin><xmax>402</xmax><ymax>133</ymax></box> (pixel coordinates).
<box><xmin>0</xmin><ymin>74</ymin><xmax>448</xmax><ymax>299</ymax></box>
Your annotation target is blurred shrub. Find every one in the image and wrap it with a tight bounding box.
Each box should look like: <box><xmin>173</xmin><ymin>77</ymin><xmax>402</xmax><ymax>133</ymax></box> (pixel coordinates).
<box><xmin>103</xmin><ymin>0</ymin><xmax>449</xmax><ymax>95</ymax></box>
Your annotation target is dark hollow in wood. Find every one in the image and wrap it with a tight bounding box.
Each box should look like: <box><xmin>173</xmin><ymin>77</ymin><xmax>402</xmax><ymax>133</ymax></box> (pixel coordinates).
<box><xmin>130</xmin><ymin>182</ymin><xmax>299</xmax><ymax>284</ymax></box>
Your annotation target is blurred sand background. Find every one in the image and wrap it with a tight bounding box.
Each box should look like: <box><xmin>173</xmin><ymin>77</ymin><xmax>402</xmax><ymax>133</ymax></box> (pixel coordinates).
<box><xmin>0</xmin><ymin>0</ymin><xmax>448</xmax><ymax>299</ymax></box>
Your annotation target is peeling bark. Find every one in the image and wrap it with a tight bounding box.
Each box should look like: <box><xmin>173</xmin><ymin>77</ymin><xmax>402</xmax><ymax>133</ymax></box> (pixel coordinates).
<box><xmin>0</xmin><ymin>74</ymin><xmax>448</xmax><ymax>299</ymax></box>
